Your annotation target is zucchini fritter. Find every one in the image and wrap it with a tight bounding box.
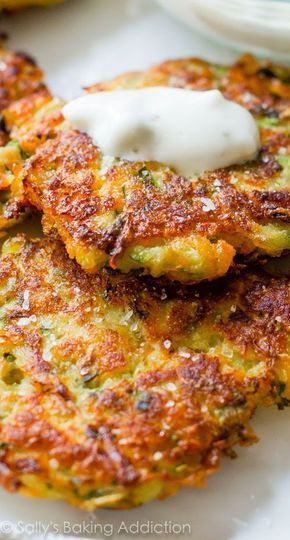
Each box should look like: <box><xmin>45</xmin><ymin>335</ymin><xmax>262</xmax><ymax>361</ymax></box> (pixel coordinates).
<box><xmin>0</xmin><ymin>235</ymin><xmax>289</xmax><ymax>509</ymax></box>
<box><xmin>0</xmin><ymin>47</ymin><xmax>46</xmax><ymax>230</ymax></box>
<box><xmin>0</xmin><ymin>0</ymin><xmax>63</xmax><ymax>9</ymax></box>
<box><xmin>21</xmin><ymin>54</ymin><xmax>290</xmax><ymax>282</ymax></box>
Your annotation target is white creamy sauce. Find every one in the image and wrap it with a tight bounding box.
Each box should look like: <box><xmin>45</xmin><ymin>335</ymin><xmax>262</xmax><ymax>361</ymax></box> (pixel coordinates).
<box><xmin>63</xmin><ymin>87</ymin><xmax>260</xmax><ymax>176</ymax></box>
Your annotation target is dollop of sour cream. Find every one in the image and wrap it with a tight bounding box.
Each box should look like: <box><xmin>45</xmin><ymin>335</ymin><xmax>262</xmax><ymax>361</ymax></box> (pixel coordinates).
<box><xmin>63</xmin><ymin>87</ymin><xmax>260</xmax><ymax>176</ymax></box>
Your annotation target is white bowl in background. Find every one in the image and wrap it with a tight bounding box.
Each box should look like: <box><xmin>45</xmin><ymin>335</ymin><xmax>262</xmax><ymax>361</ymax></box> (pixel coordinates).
<box><xmin>157</xmin><ymin>0</ymin><xmax>290</xmax><ymax>62</ymax></box>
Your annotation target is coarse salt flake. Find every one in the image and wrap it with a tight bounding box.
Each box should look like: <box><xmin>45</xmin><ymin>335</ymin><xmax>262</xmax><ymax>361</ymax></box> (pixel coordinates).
<box><xmin>153</xmin><ymin>451</ymin><xmax>163</xmax><ymax>461</ymax></box>
<box><xmin>22</xmin><ymin>290</ymin><xmax>30</xmax><ymax>311</ymax></box>
<box><xmin>49</xmin><ymin>459</ymin><xmax>59</xmax><ymax>469</ymax></box>
<box><xmin>213</xmin><ymin>179</ymin><xmax>221</xmax><ymax>187</ymax></box>
<box><xmin>17</xmin><ymin>315</ymin><xmax>37</xmax><ymax>326</ymax></box>
<box><xmin>166</xmin><ymin>400</ymin><xmax>175</xmax><ymax>408</ymax></box>
<box><xmin>166</xmin><ymin>382</ymin><xmax>177</xmax><ymax>391</ymax></box>
<box><xmin>179</xmin><ymin>350</ymin><xmax>191</xmax><ymax>359</ymax></box>
<box><xmin>200</xmin><ymin>197</ymin><xmax>216</xmax><ymax>212</ymax></box>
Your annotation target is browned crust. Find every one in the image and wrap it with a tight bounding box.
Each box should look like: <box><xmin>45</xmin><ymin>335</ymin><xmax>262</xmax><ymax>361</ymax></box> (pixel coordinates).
<box><xmin>0</xmin><ymin>48</ymin><xmax>44</xmax><ymax>110</ymax></box>
<box><xmin>0</xmin><ymin>236</ymin><xmax>289</xmax><ymax>507</ymax></box>
<box><xmin>24</xmin><ymin>129</ymin><xmax>290</xmax><ymax>261</ymax></box>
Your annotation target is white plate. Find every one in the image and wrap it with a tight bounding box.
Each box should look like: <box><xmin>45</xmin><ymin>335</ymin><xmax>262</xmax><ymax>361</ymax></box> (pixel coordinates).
<box><xmin>1</xmin><ymin>1</ymin><xmax>290</xmax><ymax>539</ymax></box>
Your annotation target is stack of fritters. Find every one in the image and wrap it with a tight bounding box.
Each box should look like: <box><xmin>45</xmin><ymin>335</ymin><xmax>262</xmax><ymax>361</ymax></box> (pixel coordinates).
<box><xmin>0</xmin><ymin>46</ymin><xmax>46</xmax><ymax>230</ymax></box>
<box><xmin>0</xmin><ymin>48</ymin><xmax>289</xmax><ymax>509</ymax></box>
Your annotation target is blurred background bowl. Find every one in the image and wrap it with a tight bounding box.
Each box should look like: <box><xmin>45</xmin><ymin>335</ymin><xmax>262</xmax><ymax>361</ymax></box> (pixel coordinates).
<box><xmin>157</xmin><ymin>0</ymin><xmax>290</xmax><ymax>62</ymax></box>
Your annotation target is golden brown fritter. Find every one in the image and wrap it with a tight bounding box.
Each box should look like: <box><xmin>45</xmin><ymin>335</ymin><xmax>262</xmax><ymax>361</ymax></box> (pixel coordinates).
<box><xmin>0</xmin><ymin>48</ymin><xmax>44</xmax><ymax>109</ymax></box>
<box><xmin>0</xmin><ymin>47</ymin><xmax>46</xmax><ymax>230</ymax></box>
<box><xmin>0</xmin><ymin>235</ymin><xmax>289</xmax><ymax>509</ymax></box>
<box><xmin>22</xmin><ymin>54</ymin><xmax>290</xmax><ymax>282</ymax></box>
<box><xmin>4</xmin><ymin>87</ymin><xmax>64</xmax><ymax>155</ymax></box>
<box><xmin>0</xmin><ymin>0</ymin><xmax>64</xmax><ymax>9</ymax></box>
